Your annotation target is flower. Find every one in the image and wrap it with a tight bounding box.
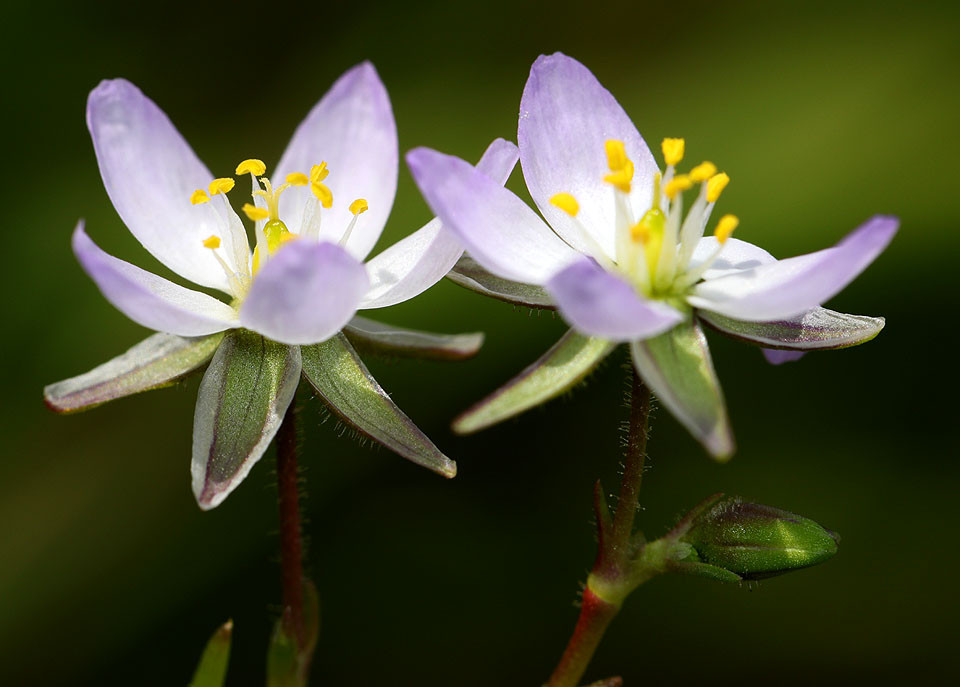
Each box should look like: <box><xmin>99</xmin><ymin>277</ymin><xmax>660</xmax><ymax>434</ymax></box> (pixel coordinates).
<box><xmin>407</xmin><ymin>53</ymin><xmax>897</xmax><ymax>458</ymax></box>
<box><xmin>44</xmin><ymin>63</ymin><xmax>520</xmax><ymax>509</ymax></box>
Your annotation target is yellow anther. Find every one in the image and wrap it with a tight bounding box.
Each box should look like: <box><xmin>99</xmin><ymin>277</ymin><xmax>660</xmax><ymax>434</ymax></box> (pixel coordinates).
<box><xmin>603</xmin><ymin>159</ymin><xmax>634</xmax><ymax>193</ymax></box>
<box><xmin>190</xmin><ymin>189</ymin><xmax>210</xmax><ymax>205</ymax></box>
<box><xmin>549</xmin><ymin>192</ymin><xmax>580</xmax><ymax>217</ymax></box>
<box><xmin>714</xmin><ymin>214</ymin><xmax>739</xmax><ymax>243</ymax></box>
<box><xmin>242</xmin><ymin>203</ymin><xmax>269</xmax><ymax>221</ymax></box>
<box><xmin>706</xmin><ymin>172</ymin><xmax>730</xmax><ymax>203</ymax></box>
<box><xmin>689</xmin><ymin>161</ymin><xmax>717</xmax><ymax>183</ymax></box>
<box><xmin>202</xmin><ymin>235</ymin><xmax>221</xmax><ymax>249</ymax></box>
<box><xmin>605</xmin><ymin>140</ymin><xmax>628</xmax><ymax>172</ymax></box>
<box><xmin>310</xmin><ymin>162</ymin><xmax>329</xmax><ymax>182</ymax></box>
<box><xmin>208</xmin><ymin>177</ymin><xmax>235</xmax><ymax>196</ymax></box>
<box><xmin>286</xmin><ymin>172</ymin><xmax>309</xmax><ymax>186</ymax></box>
<box><xmin>349</xmin><ymin>198</ymin><xmax>369</xmax><ymax>215</ymax></box>
<box><xmin>311</xmin><ymin>181</ymin><xmax>333</xmax><ymax>208</ymax></box>
<box><xmin>235</xmin><ymin>159</ymin><xmax>266</xmax><ymax>176</ymax></box>
<box><xmin>664</xmin><ymin>174</ymin><xmax>693</xmax><ymax>199</ymax></box>
<box><xmin>662</xmin><ymin>138</ymin><xmax>685</xmax><ymax>167</ymax></box>
<box><xmin>630</xmin><ymin>221</ymin><xmax>650</xmax><ymax>244</ymax></box>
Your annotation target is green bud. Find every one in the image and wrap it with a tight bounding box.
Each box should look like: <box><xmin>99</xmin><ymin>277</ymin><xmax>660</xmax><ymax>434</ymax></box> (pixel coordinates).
<box><xmin>675</xmin><ymin>495</ymin><xmax>839</xmax><ymax>580</ymax></box>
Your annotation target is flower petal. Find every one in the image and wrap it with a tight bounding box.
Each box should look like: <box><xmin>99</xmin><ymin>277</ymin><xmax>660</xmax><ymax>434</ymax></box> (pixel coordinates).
<box><xmin>519</xmin><ymin>53</ymin><xmax>659</xmax><ymax>259</ymax></box>
<box><xmin>44</xmin><ymin>331</ymin><xmax>224</xmax><ymax>414</ymax></box>
<box><xmin>192</xmin><ymin>331</ymin><xmax>301</xmax><ymax>510</ymax></box>
<box><xmin>301</xmin><ymin>333</ymin><xmax>456</xmax><ymax>477</ymax></box>
<box><xmin>763</xmin><ymin>349</ymin><xmax>806</xmax><ymax>365</ymax></box>
<box><xmin>446</xmin><ymin>255</ymin><xmax>555</xmax><ymax>309</ymax></box>
<box><xmin>344</xmin><ymin>316</ymin><xmax>483</xmax><ymax>361</ymax></box>
<box><xmin>453</xmin><ymin>329</ymin><xmax>615</xmax><ymax>434</ymax></box>
<box><xmin>87</xmin><ymin>79</ymin><xmax>241</xmax><ymax>292</ymax></box>
<box><xmin>406</xmin><ymin>147</ymin><xmax>580</xmax><ymax>284</ymax></box>
<box><xmin>699</xmin><ymin>307</ymin><xmax>885</xmax><ymax>350</ymax></box>
<box><xmin>630</xmin><ymin>319</ymin><xmax>734</xmax><ymax>460</ymax></box>
<box><xmin>275</xmin><ymin>62</ymin><xmax>398</xmax><ymax>260</ymax></box>
<box><xmin>73</xmin><ymin>223</ymin><xmax>238</xmax><ymax>336</ymax></box>
<box><xmin>689</xmin><ymin>215</ymin><xmax>898</xmax><ymax>321</ymax></box>
<box><xmin>687</xmin><ymin>237</ymin><xmax>776</xmax><ymax>280</ymax></box>
<box><xmin>360</xmin><ymin>138</ymin><xmax>519</xmax><ymax>309</ymax></box>
<box><xmin>239</xmin><ymin>240</ymin><xmax>368</xmax><ymax>345</ymax></box>
<box><xmin>546</xmin><ymin>258</ymin><xmax>685</xmax><ymax>341</ymax></box>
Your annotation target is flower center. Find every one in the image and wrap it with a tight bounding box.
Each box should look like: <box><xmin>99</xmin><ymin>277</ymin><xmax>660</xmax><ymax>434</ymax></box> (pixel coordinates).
<box><xmin>549</xmin><ymin>138</ymin><xmax>739</xmax><ymax>301</ymax></box>
<box><xmin>188</xmin><ymin>158</ymin><xmax>369</xmax><ymax>299</ymax></box>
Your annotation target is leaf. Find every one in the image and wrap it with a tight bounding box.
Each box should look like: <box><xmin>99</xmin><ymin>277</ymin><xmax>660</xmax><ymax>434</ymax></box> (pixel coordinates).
<box><xmin>630</xmin><ymin>319</ymin><xmax>734</xmax><ymax>460</ymax></box>
<box><xmin>344</xmin><ymin>315</ymin><xmax>484</xmax><ymax>361</ymax></box>
<box><xmin>189</xmin><ymin>620</ymin><xmax>232</xmax><ymax>687</ymax></box>
<box><xmin>453</xmin><ymin>329</ymin><xmax>615</xmax><ymax>434</ymax></box>
<box><xmin>267</xmin><ymin>580</ymin><xmax>320</xmax><ymax>687</ymax></box>
<box><xmin>698</xmin><ymin>307</ymin><xmax>885</xmax><ymax>350</ymax></box>
<box><xmin>43</xmin><ymin>332</ymin><xmax>224</xmax><ymax>413</ymax></box>
<box><xmin>300</xmin><ymin>333</ymin><xmax>456</xmax><ymax>478</ymax></box>
<box><xmin>446</xmin><ymin>255</ymin><xmax>555</xmax><ymax>309</ymax></box>
<box><xmin>192</xmin><ymin>330</ymin><xmax>302</xmax><ymax>510</ymax></box>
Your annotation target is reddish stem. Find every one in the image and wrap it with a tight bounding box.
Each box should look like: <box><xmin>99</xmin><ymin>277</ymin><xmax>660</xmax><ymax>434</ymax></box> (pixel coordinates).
<box><xmin>276</xmin><ymin>400</ymin><xmax>305</xmax><ymax>646</ymax></box>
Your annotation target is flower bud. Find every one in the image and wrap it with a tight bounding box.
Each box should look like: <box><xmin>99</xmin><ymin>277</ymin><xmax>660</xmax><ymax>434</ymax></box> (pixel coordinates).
<box><xmin>674</xmin><ymin>495</ymin><xmax>838</xmax><ymax>580</ymax></box>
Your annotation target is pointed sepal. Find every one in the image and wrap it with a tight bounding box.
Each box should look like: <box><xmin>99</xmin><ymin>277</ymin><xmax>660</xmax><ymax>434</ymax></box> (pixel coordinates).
<box><xmin>300</xmin><ymin>333</ymin><xmax>456</xmax><ymax>477</ymax></box>
<box><xmin>192</xmin><ymin>330</ymin><xmax>302</xmax><ymax>510</ymax></box>
<box><xmin>44</xmin><ymin>332</ymin><xmax>224</xmax><ymax>413</ymax></box>
<box><xmin>629</xmin><ymin>319</ymin><xmax>734</xmax><ymax>460</ymax></box>
<box><xmin>344</xmin><ymin>315</ymin><xmax>484</xmax><ymax>361</ymax></box>
<box><xmin>267</xmin><ymin>580</ymin><xmax>320</xmax><ymax>687</ymax></box>
<box><xmin>453</xmin><ymin>329</ymin><xmax>614</xmax><ymax>434</ymax></box>
<box><xmin>189</xmin><ymin>620</ymin><xmax>233</xmax><ymax>687</ymax></box>
<box><xmin>446</xmin><ymin>255</ymin><xmax>555</xmax><ymax>309</ymax></box>
<box><xmin>699</xmin><ymin>307</ymin><xmax>885</xmax><ymax>351</ymax></box>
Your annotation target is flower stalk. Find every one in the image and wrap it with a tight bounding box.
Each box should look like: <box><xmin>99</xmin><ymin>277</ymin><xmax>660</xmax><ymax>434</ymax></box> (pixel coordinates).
<box><xmin>276</xmin><ymin>401</ymin><xmax>306</xmax><ymax>647</ymax></box>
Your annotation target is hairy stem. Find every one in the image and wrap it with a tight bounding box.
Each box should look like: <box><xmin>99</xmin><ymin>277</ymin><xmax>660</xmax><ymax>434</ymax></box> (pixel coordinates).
<box><xmin>547</xmin><ymin>370</ymin><xmax>652</xmax><ymax>687</ymax></box>
<box><xmin>276</xmin><ymin>400</ymin><xmax>305</xmax><ymax>646</ymax></box>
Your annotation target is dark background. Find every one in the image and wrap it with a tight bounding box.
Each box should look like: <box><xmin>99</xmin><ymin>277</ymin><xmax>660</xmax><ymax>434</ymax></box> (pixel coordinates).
<box><xmin>3</xmin><ymin>0</ymin><xmax>957</xmax><ymax>684</ymax></box>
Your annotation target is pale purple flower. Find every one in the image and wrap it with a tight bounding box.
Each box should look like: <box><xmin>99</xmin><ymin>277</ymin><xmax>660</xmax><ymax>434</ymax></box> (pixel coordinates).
<box><xmin>46</xmin><ymin>63</ymin><xmax>519</xmax><ymax>508</ymax></box>
<box><xmin>407</xmin><ymin>53</ymin><xmax>896</xmax><ymax>458</ymax></box>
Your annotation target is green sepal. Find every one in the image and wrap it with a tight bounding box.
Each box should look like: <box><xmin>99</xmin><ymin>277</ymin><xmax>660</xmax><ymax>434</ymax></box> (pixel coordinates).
<box><xmin>43</xmin><ymin>331</ymin><xmax>224</xmax><ymax>414</ymax></box>
<box><xmin>629</xmin><ymin>319</ymin><xmax>734</xmax><ymax>460</ymax></box>
<box><xmin>189</xmin><ymin>619</ymin><xmax>233</xmax><ymax>687</ymax></box>
<box><xmin>267</xmin><ymin>580</ymin><xmax>320</xmax><ymax>687</ymax></box>
<box><xmin>452</xmin><ymin>329</ymin><xmax>615</xmax><ymax>434</ymax></box>
<box><xmin>699</xmin><ymin>307</ymin><xmax>885</xmax><ymax>351</ymax></box>
<box><xmin>343</xmin><ymin>315</ymin><xmax>484</xmax><ymax>361</ymax></box>
<box><xmin>446</xmin><ymin>255</ymin><xmax>555</xmax><ymax>309</ymax></box>
<box><xmin>192</xmin><ymin>330</ymin><xmax>302</xmax><ymax>510</ymax></box>
<box><xmin>301</xmin><ymin>333</ymin><xmax>456</xmax><ymax>478</ymax></box>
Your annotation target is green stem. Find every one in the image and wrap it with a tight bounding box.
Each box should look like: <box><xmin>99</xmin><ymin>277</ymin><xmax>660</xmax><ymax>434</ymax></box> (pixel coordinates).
<box><xmin>546</xmin><ymin>370</ymin><xmax>652</xmax><ymax>687</ymax></box>
<box><xmin>276</xmin><ymin>401</ymin><xmax>305</xmax><ymax>647</ymax></box>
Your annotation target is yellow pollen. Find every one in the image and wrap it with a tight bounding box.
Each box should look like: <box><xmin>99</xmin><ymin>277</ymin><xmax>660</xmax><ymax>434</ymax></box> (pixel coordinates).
<box><xmin>630</xmin><ymin>222</ymin><xmax>650</xmax><ymax>244</ymax></box>
<box><xmin>689</xmin><ymin>161</ymin><xmax>717</xmax><ymax>183</ymax></box>
<box><xmin>664</xmin><ymin>174</ymin><xmax>693</xmax><ymax>199</ymax></box>
<box><xmin>714</xmin><ymin>214</ymin><xmax>739</xmax><ymax>243</ymax></box>
<box><xmin>605</xmin><ymin>140</ymin><xmax>628</xmax><ymax>171</ymax></box>
<box><xmin>707</xmin><ymin>172</ymin><xmax>730</xmax><ymax>203</ymax></box>
<box><xmin>312</xmin><ymin>181</ymin><xmax>333</xmax><ymax>208</ymax></box>
<box><xmin>286</xmin><ymin>172</ymin><xmax>309</xmax><ymax>186</ymax></box>
<box><xmin>208</xmin><ymin>177</ymin><xmax>235</xmax><ymax>196</ymax></box>
<box><xmin>190</xmin><ymin>189</ymin><xmax>210</xmax><ymax>205</ymax></box>
<box><xmin>662</xmin><ymin>138</ymin><xmax>685</xmax><ymax>167</ymax></box>
<box><xmin>604</xmin><ymin>159</ymin><xmax>634</xmax><ymax>193</ymax></box>
<box><xmin>549</xmin><ymin>192</ymin><xmax>580</xmax><ymax>217</ymax></box>
<box><xmin>235</xmin><ymin>159</ymin><xmax>266</xmax><ymax>176</ymax></box>
<box><xmin>242</xmin><ymin>203</ymin><xmax>269</xmax><ymax>221</ymax></box>
<box><xmin>310</xmin><ymin>162</ymin><xmax>329</xmax><ymax>182</ymax></box>
<box><xmin>202</xmin><ymin>235</ymin><xmax>221</xmax><ymax>249</ymax></box>
<box><xmin>349</xmin><ymin>198</ymin><xmax>369</xmax><ymax>215</ymax></box>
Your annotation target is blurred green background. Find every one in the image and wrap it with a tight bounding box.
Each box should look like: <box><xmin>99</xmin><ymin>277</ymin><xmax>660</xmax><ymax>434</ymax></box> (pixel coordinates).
<box><xmin>3</xmin><ymin>0</ymin><xmax>957</xmax><ymax>684</ymax></box>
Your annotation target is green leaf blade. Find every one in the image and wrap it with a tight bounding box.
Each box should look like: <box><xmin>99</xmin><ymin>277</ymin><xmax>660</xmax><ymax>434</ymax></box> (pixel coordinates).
<box><xmin>189</xmin><ymin>620</ymin><xmax>233</xmax><ymax>687</ymax></box>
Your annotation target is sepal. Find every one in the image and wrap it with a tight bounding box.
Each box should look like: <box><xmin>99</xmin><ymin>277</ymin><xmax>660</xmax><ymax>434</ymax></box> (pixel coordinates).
<box><xmin>344</xmin><ymin>315</ymin><xmax>483</xmax><ymax>361</ymax></box>
<box><xmin>446</xmin><ymin>255</ymin><xmax>555</xmax><ymax>309</ymax></box>
<box><xmin>699</xmin><ymin>307</ymin><xmax>884</xmax><ymax>351</ymax></box>
<box><xmin>189</xmin><ymin>620</ymin><xmax>232</xmax><ymax>687</ymax></box>
<box><xmin>44</xmin><ymin>332</ymin><xmax>224</xmax><ymax>413</ymax></box>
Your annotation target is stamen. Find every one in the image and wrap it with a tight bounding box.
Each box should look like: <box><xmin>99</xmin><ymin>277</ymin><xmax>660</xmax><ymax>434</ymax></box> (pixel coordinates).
<box><xmin>706</xmin><ymin>172</ymin><xmax>730</xmax><ymax>203</ymax></box>
<box><xmin>190</xmin><ymin>189</ymin><xmax>210</xmax><ymax>205</ymax></box>
<box><xmin>714</xmin><ymin>214</ymin><xmax>739</xmax><ymax>243</ymax></box>
<box><xmin>202</xmin><ymin>234</ymin><xmax>245</xmax><ymax>296</ymax></box>
<box><xmin>349</xmin><ymin>198</ymin><xmax>369</xmax><ymax>215</ymax></box>
<box><xmin>208</xmin><ymin>178</ymin><xmax>235</xmax><ymax>196</ymax></box>
<box><xmin>605</xmin><ymin>140</ymin><xmax>628</xmax><ymax>171</ymax></box>
<box><xmin>312</xmin><ymin>181</ymin><xmax>333</xmax><ymax>209</ymax></box>
<box><xmin>549</xmin><ymin>193</ymin><xmax>580</xmax><ymax>217</ymax></box>
<box><xmin>310</xmin><ymin>162</ymin><xmax>329</xmax><ymax>182</ymax></box>
<box><xmin>285</xmin><ymin>172</ymin><xmax>309</xmax><ymax>186</ymax></box>
<box><xmin>235</xmin><ymin>159</ymin><xmax>266</xmax><ymax>176</ymax></box>
<box><xmin>664</xmin><ymin>174</ymin><xmax>692</xmax><ymax>200</ymax></box>
<box><xmin>202</xmin><ymin>235</ymin><xmax>221</xmax><ymax>249</ymax></box>
<box><xmin>604</xmin><ymin>159</ymin><xmax>634</xmax><ymax>193</ymax></box>
<box><xmin>662</xmin><ymin>138</ymin><xmax>685</xmax><ymax>167</ymax></box>
<box><xmin>689</xmin><ymin>162</ymin><xmax>717</xmax><ymax>183</ymax></box>
<box><xmin>243</xmin><ymin>203</ymin><xmax>269</xmax><ymax>221</ymax></box>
